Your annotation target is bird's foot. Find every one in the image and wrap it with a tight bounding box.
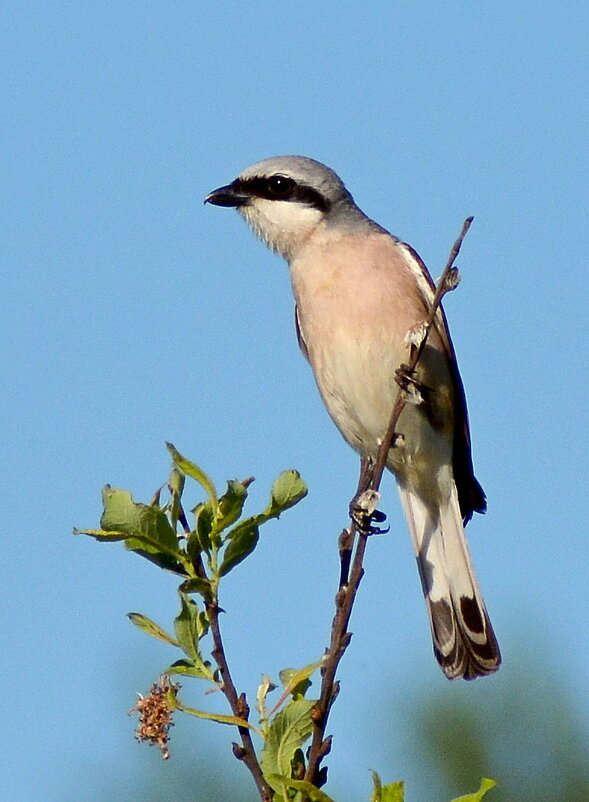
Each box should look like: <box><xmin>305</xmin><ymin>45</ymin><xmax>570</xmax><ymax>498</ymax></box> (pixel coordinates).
<box><xmin>394</xmin><ymin>364</ymin><xmax>431</xmax><ymax>406</ymax></box>
<box><xmin>404</xmin><ymin>320</ymin><xmax>428</xmax><ymax>351</ymax></box>
<box><xmin>349</xmin><ymin>489</ymin><xmax>388</xmax><ymax>534</ymax></box>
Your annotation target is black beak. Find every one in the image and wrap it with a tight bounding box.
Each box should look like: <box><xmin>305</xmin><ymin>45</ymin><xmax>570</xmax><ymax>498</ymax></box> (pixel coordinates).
<box><xmin>204</xmin><ymin>182</ymin><xmax>249</xmax><ymax>208</ymax></box>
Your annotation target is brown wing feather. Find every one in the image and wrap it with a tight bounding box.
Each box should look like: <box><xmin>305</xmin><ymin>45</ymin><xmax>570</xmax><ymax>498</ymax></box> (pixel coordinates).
<box><xmin>400</xmin><ymin>243</ymin><xmax>486</xmax><ymax>522</ymax></box>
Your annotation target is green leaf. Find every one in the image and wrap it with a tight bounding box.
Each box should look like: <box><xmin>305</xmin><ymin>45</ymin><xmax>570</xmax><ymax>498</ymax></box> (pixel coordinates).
<box><xmin>195</xmin><ymin>501</ymin><xmax>214</xmax><ymax>552</ymax></box>
<box><xmin>371</xmin><ymin>772</ymin><xmax>404</xmax><ymax>802</ymax></box>
<box><xmin>215</xmin><ymin>480</ymin><xmax>248</xmax><ymax>533</ymax></box>
<box><xmin>268</xmin><ymin>659</ymin><xmax>324</xmax><ymax>718</ymax></box>
<box><xmin>219</xmin><ymin>520</ymin><xmax>259</xmax><ymax>576</ymax></box>
<box><xmin>123</xmin><ymin>538</ymin><xmax>184</xmax><ymax>573</ymax></box>
<box><xmin>168</xmin><ymin>467</ymin><xmax>186</xmax><ymax>529</ymax></box>
<box><xmin>180</xmin><ymin>576</ymin><xmax>213</xmax><ymax>600</ymax></box>
<box><xmin>100</xmin><ymin>486</ymin><xmax>179</xmax><ymax>552</ymax></box>
<box><xmin>166</xmin><ymin>443</ymin><xmax>218</xmax><ymax>506</ymax></box>
<box><xmin>260</xmin><ymin>698</ymin><xmax>316</xmax><ymax>779</ymax></box>
<box><xmin>279</xmin><ymin>658</ymin><xmax>323</xmax><ymax>699</ymax></box>
<box><xmin>127</xmin><ymin>613</ymin><xmax>179</xmax><ymax>646</ymax></box>
<box><xmin>263</xmin><ymin>773</ymin><xmax>289</xmax><ymax>802</ymax></box>
<box><xmin>256</xmin><ymin>673</ymin><xmax>277</xmax><ymax>731</ymax></box>
<box><xmin>450</xmin><ymin>778</ymin><xmax>497</xmax><ymax>802</ymax></box>
<box><xmin>266</xmin><ymin>470</ymin><xmax>308</xmax><ymax>518</ymax></box>
<box><xmin>168</xmin><ymin>467</ymin><xmax>185</xmax><ymax>497</ymax></box>
<box><xmin>371</xmin><ymin>770</ymin><xmax>382</xmax><ymax>802</ymax></box>
<box><xmin>268</xmin><ymin>777</ymin><xmax>336</xmax><ymax>802</ymax></box>
<box><xmin>171</xmin><ymin>696</ymin><xmax>256</xmax><ymax>729</ymax></box>
<box><xmin>380</xmin><ymin>782</ymin><xmax>404</xmax><ymax>802</ymax></box>
<box><xmin>73</xmin><ymin>527</ymin><xmax>126</xmax><ymax>541</ymax></box>
<box><xmin>197</xmin><ymin>609</ymin><xmax>210</xmax><ymax>639</ymax></box>
<box><xmin>76</xmin><ymin>486</ymin><xmax>185</xmax><ymax>572</ymax></box>
<box><xmin>174</xmin><ymin>594</ymin><xmax>201</xmax><ymax>661</ymax></box>
<box><xmin>166</xmin><ymin>658</ymin><xmax>211</xmax><ymax>678</ymax></box>
<box><xmin>187</xmin><ymin>529</ymin><xmax>202</xmax><ymax>562</ymax></box>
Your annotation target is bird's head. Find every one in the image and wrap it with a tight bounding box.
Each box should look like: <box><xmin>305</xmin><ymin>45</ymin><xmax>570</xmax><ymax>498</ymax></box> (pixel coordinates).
<box><xmin>205</xmin><ymin>155</ymin><xmax>360</xmax><ymax>260</ymax></box>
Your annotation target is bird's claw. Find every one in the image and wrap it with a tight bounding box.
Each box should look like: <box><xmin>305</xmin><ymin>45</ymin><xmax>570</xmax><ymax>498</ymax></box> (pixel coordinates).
<box><xmin>349</xmin><ymin>489</ymin><xmax>389</xmax><ymax>534</ymax></box>
<box><xmin>404</xmin><ymin>321</ymin><xmax>428</xmax><ymax>351</ymax></box>
<box><xmin>394</xmin><ymin>364</ymin><xmax>430</xmax><ymax>406</ymax></box>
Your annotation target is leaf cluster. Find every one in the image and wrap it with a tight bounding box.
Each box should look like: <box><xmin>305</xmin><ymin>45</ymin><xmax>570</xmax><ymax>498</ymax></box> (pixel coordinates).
<box><xmin>368</xmin><ymin>775</ymin><xmax>495</xmax><ymax>802</ymax></box>
<box><xmin>75</xmin><ymin>442</ymin><xmax>307</xmax><ymax>583</ymax></box>
<box><xmin>75</xmin><ymin>445</ymin><xmax>332</xmax><ymax>794</ymax></box>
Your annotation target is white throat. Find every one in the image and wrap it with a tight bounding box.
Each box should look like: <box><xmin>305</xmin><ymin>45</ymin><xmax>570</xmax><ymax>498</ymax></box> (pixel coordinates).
<box><xmin>240</xmin><ymin>199</ymin><xmax>324</xmax><ymax>261</ymax></box>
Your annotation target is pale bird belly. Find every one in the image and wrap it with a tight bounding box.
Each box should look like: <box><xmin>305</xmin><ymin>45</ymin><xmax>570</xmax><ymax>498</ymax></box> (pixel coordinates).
<box><xmin>309</xmin><ymin>326</ymin><xmax>453</xmax><ymax>497</ymax></box>
<box><xmin>311</xmin><ymin>327</ymin><xmax>399</xmax><ymax>454</ymax></box>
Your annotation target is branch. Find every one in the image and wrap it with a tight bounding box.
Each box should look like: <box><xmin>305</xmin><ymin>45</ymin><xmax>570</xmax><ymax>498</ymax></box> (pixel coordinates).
<box><xmin>207</xmin><ymin>601</ymin><xmax>273</xmax><ymax>802</ymax></box>
<box><xmin>174</xmin><ymin>493</ymin><xmax>269</xmax><ymax>796</ymax></box>
<box><xmin>369</xmin><ymin>216</ymin><xmax>473</xmax><ymax>493</ymax></box>
<box><xmin>304</xmin><ymin>528</ymin><xmax>369</xmax><ymax>788</ymax></box>
<box><xmin>303</xmin><ymin>217</ymin><xmax>473</xmax><ymax>791</ymax></box>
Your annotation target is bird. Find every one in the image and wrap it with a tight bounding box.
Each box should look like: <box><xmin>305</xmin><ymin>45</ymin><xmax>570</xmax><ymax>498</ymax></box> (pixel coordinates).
<box><xmin>205</xmin><ymin>155</ymin><xmax>501</xmax><ymax>680</ymax></box>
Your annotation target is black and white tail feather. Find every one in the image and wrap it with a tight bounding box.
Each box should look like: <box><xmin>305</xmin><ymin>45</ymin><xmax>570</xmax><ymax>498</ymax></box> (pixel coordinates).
<box><xmin>399</xmin><ymin>483</ymin><xmax>501</xmax><ymax>680</ymax></box>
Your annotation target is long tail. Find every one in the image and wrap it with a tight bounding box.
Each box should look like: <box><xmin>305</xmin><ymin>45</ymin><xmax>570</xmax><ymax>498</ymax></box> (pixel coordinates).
<box><xmin>398</xmin><ymin>482</ymin><xmax>501</xmax><ymax>680</ymax></box>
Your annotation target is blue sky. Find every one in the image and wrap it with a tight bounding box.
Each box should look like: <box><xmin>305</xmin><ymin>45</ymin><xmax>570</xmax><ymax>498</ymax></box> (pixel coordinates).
<box><xmin>2</xmin><ymin>2</ymin><xmax>588</xmax><ymax>800</ymax></box>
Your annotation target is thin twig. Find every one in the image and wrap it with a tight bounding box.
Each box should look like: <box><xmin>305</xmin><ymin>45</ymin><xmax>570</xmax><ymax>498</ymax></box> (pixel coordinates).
<box><xmin>207</xmin><ymin>602</ymin><xmax>273</xmax><ymax>802</ymax></box>
<box><xmin>369</xmin><ymin>215</ymin><xmax>473</xmax><ymax>492</ymax></box>
<box><xmin>303</xmin><ymin>217</ymin><xmax>473</xmax><ymax>791</ymax></box>
<box><xmin>304</xmin><ymin>529</ymin><xmax>368</xmax><ymax>788</ymax></box>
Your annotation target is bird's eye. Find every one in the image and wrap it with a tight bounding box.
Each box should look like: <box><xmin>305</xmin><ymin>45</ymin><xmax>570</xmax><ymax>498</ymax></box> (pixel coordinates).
<box><xmin>266</xmin><ymin>175</ymin><xmax>294</xmax><ymax>197</ymax></box>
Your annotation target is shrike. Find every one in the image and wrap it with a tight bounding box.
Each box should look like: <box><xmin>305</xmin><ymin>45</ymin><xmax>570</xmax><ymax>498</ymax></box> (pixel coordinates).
<box><xmin>206</xmin><ymin>156</ymin><xmax>500</xmax><ymax>680</ymax></box>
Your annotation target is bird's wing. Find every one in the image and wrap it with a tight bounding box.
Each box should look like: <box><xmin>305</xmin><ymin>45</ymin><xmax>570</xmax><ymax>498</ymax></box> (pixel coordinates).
<box><xmin>397</xmin><ymin>241</ymin><xmax>486</xmax><ymax>521</ymax></box>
